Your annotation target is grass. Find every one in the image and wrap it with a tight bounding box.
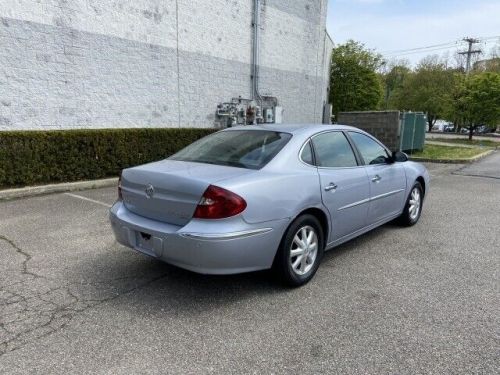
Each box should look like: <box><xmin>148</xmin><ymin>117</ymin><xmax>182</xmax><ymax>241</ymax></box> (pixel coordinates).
<box><xmin>409</xmin><ymin>144</ymin><xmax>490</xmax><ymax>160</ymax></box>
<box><xmin>427</xmin><ymin>137</ymin><xmax>499</xmax><ymax>148</ymax></box>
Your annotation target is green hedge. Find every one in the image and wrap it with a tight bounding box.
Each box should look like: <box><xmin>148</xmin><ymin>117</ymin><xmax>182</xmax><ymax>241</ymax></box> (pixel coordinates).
<box><xmin>0</xmin><ymin>128</ymin><xmax>217</xmax><ymax>188</ymax></box>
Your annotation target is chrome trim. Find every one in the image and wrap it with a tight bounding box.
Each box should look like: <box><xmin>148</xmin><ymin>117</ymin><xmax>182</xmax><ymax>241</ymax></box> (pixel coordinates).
<box><xmin>370</xmin><ymin>188</ymin><xmax>405</xmax><ymax>203</ymax></box>
<box><xmin>346</xmin><ymin>130</ymin><xmax>393</xmax><ymax>157</ymax></box>
<box><xmin>317</xmin><ymin>165</ymin><xmax>365</xmax><ymax>170</ymax></box>
<box><xmin>180</xmin><ymin>228</ymin><xmax>273</xmax><ymax>241</ymax></box>
<box><xmin>298</xmin><ymin>131</ymin><xmax>366</xmax><ymax>170</ymax></box>
<box><xmin>310</xmin><ymin>130</ymin><xmax>363</xmax><ymax>169</ymax></box>
<box><xmin>298</xmin><ymin>140</ymin><xmax>317</xmax><ymax>167</ymax></box>
<box><xmin>337</xmin><ymin>189</ymin><xmax>405</xmax><ymax>211</ymax></box>
<box><xmin>324</xmin><ymin>182</ymin><xmax>338</xmax><ymax>192</ymax></box>
<box><xmin>326</xmin><ymin>211</ymin><xmax>402</xmax><ymax>249</ymax></box>
<box><xmin>338</xmin><ymin>198</ymin><xmax>370</xmax><ymax>211</ymax></box>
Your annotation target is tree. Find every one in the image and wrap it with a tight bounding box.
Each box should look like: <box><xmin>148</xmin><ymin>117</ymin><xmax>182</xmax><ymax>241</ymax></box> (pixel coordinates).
<box><xmin>381</xmin><ymin>61</ymin><xmax>411</xmax><ymax>109</ymax></box>
<box><xmin>453</xmin><ymin>72</ymin><xmax>500</xmax><ymax>140</ymax></box>
<box><xmin>390</xmin><ymin>56</ymin><xmax>457</xmax><ymax>131</ymax></box>
<box><xmin>329</xmin><ymin>40</ymin><xmax>384</xmax><ymax>118</ymax></box>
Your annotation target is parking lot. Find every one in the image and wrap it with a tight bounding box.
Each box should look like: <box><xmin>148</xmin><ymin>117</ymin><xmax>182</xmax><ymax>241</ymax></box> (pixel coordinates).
<box><xmin>1</xmin><ymin>157</ymin><xmax>499</xmax><ymax>374</ymax></box>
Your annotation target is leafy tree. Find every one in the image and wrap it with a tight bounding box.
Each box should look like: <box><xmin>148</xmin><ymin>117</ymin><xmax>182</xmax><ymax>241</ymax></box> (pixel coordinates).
<box><xmin>390</xmin><ymin>56</ymin><xmax>457</xmax><ymax>131</ymax></box>
<box><xmin>473</xmin><ymin>43</ymin><xmax>500</xmax><ymax>73</ymax></box>
<box><xmin>381</xmin><ymin>61</ymin><xmax>411</xmax><ymax>109</ymax></box>
<box><xmin>329</xmin><ymin>40</ymin><xmax>384</xmax><ymax>118</ymax></box>
<box><xmin>452</xmin><ymin>72</ymin><xmax>500</xmax><ymax>139</ymax></box>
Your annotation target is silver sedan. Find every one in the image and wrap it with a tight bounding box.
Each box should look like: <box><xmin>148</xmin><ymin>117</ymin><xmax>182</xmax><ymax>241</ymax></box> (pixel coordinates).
<box><xmin>109</xmin><ymin>124</ymin><xmax>430</xmax><ymax>286</ymax></box>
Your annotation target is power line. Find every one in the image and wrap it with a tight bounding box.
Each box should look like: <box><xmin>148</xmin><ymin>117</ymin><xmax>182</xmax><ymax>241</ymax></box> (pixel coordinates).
<box><xmin>381</xmin><ymin>35</ymin><xmax>499</xmax><ymax>58</ymax></box>
<box><xmin>383</xmin><ymin>45</ymin><xmax>460</xmax><ymax>57</ymax></box>
<box><xmin>381</xmin><ymin>41</ymin><xmax>459</xmax><ymax>54</ymax></box>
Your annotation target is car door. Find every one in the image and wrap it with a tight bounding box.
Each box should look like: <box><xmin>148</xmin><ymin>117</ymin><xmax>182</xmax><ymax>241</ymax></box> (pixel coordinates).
<box><xmin>309</xmin><ymin>131</ymin><xmax>371</xmax><ymax>242</ymax></box>
<box><xmin>347</xmin><ymin>131</ymin><xmax>407</xmax><ymax>225</ymax></box>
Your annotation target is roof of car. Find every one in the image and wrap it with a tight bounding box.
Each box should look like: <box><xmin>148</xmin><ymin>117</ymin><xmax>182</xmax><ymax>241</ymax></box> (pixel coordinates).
<box><xmin>223</xmin><ymin>124</ymin><xmax>360</xmax><ymax>135</ymax></box>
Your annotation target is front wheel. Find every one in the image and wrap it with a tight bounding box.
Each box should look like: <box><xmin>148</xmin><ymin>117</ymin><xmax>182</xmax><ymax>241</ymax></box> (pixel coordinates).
<box><xmin>274</xmin><ymin>214</ymin><xmax>324</xmax><ymax>287</ymax></box>
<box><xmin>398</xmin><ymin>182</ymin><xmax>423</xmax><ymax>226</ymax></box>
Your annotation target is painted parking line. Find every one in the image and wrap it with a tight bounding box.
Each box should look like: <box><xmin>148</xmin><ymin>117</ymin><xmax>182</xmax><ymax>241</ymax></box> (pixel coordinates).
<box><xmin>64</xmin><ymin>193</ymin><xmax>112</xmax><ymax>208</ymax></box>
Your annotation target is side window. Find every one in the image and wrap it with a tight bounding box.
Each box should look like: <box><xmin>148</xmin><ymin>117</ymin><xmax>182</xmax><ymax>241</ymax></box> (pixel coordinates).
<box><xmin>311</xmin><ymin>132</ymin><xmax>358</xmax><ymax>168</ymax></box>
<box><xmin>300</xmin><ymin>141</ymin><xmax>314</xmax><ymax>165</ymax></box>
<box><xmin>349</xmin><ymin>132</ymin><xmax>390</xmax><ymax>165</ymax></box>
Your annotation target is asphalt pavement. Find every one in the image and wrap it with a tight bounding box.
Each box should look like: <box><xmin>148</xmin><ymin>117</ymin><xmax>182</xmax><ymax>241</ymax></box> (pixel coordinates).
<box><xmin>453</xmin><ymin>150</ymin><xmax>500</xmax><ymax>179</ymax></box>
<box><xmin>1</xmin><ymin>160</ymin><xmax>499</xmax><ymax>374</ymax></box>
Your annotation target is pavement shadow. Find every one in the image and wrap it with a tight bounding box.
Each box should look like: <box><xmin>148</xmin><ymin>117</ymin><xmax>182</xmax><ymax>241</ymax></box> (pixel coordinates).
<box><xmin>67</xmin><ymin>222</ymin><xmax>397</xmax><ymax>318</ymax></box>
<box><xmin>321</xmin><ymin>224</ymin><xmax>391</xmax><ymax>265</ymax></box>
<box><xmin>67</xmin><ymin>243</ymin><xmax>288</xmax><ymax>316</ymax></box>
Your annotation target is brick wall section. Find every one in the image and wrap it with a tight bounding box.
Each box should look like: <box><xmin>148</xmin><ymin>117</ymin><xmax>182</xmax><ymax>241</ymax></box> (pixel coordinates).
<box><xmin>338</xmin><ymin>111</ymin><xmax>401</xmax><ymax>151</ymax></box>
<box><xmin>0</xmin><ymin>0</ymin><xmax>331</xmax><ymax>130</ymax></box>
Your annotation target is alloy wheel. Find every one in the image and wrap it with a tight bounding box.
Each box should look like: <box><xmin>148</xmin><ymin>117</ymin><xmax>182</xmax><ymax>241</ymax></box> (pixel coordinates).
<box><xmin>409</xmin><ymin>187</ymin><xmax>421</xmax><ymax>221</ymax></box>
<box><xmin>289</xmin><ymin>225</ymin><xmax>318</xmax><ymax>276</ymax></box>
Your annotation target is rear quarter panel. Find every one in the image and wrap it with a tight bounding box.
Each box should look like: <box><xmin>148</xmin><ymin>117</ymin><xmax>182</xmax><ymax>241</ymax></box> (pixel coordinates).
<box><xmin>218</xmin><ymin>168</ymin><xmax>324</xmax><ymax>225</ymax></box>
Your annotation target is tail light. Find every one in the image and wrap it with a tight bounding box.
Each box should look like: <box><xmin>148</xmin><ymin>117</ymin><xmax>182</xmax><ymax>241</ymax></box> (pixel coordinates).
<box><xmin>118</xmin><ymin>172</ymin><xmax>123</xmax><ymax>200</ymax></box>
<box><xmin>193</xmin><ymin>185</ymin><xmax>246</xmax><ymax>219</ymax></box>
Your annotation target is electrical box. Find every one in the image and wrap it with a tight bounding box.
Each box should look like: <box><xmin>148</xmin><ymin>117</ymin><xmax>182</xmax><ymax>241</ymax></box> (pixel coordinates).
<box><xmin>264</xmin><ymin>108</ymin><xmax>273</xmax><ymax>123</ymax></box>
<box><xmin>274</xmin><ymin>106</ymin><xmax>283</xmax><ymax>124</ymax></box>
<box><xmin>215</xmin><ymin>97</ymin><xmax>281</xmax><ymax>127</ymax></box>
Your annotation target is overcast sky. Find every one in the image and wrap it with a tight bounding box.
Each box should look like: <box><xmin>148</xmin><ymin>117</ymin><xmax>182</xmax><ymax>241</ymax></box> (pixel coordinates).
<box><xmin>326</xmin><ymin>0</ymin><xmax>500</xmax><ymax>66</ymax></box>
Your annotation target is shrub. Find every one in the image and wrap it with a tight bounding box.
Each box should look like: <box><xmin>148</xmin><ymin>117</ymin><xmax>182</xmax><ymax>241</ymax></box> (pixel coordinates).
<box><xmin>0</xmin><ymin>128</ymin><xmax>217</xmax><ymax>188</ymax></box>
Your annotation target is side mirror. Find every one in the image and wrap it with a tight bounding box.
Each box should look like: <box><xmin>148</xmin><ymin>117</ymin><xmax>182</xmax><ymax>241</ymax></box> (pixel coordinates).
<box><xmin>391</xmin><ymin>151</ymin><xmax>408</xmax><ymax>163</ymax></box>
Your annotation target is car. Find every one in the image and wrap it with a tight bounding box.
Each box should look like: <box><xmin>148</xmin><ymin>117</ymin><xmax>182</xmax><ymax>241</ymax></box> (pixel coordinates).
<box><xmin>109</xmin><ymin>124</ymin><xmax>430</xmax><ymax>286</ymax></box>
<box><xmin>475</xmin><ymin>125</ymin><xmax>494</xmax><ymax>134</ymax></box>
<box><xmin>443</xmin><ymin>124</ymin><xmax>455</xmax><ymax>132</ymax></box>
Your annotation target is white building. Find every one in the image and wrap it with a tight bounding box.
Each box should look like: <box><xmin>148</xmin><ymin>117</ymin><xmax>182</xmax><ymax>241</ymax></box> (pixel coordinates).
<box><xmin>0</xmin><ymin>1</ymin><xmax>333</xmax><ymax>130</ymax></box>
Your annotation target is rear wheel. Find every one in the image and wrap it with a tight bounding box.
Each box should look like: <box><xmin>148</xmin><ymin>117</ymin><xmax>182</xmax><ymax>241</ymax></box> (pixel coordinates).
<box><xmin>274</xmin><ymin>214</ymin><xmax>324</xmax><ymax>287</ymax></box>
<box><xmin>398</xmin><ymin>182</ymin><xmax>423</xmax><ymax>226</ymax></box>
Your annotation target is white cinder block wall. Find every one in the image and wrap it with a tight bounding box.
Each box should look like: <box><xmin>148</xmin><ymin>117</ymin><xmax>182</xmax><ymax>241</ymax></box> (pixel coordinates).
<box><xmin>0</xmin><ymin>0</ymin><xmax>332</xmax><ymax>130</ymax></box>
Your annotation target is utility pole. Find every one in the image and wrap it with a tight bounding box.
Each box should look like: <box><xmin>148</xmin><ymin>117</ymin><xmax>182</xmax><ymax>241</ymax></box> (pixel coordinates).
<box><xmin>458</xmin><ymin>37</ymin><xmax>482</xmax><ymax>75</ymax></box>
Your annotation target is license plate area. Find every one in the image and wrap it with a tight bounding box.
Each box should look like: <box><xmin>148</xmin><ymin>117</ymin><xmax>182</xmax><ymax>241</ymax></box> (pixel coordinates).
<box><xmin>135</xmin><ymin>231</ymin><xmax>154</xmax><ymax>253</ymax></box>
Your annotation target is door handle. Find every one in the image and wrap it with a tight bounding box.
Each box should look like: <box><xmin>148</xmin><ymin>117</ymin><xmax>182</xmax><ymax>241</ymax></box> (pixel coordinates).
<box><xmin>371</xmin><ymin>175</ymin><xmax>381</xmax><ymax>183</ymax></box>
<box><xmin>324</xmin><ymin>182</ymin><xmax>338</xmax><ymax>192</ymax></box>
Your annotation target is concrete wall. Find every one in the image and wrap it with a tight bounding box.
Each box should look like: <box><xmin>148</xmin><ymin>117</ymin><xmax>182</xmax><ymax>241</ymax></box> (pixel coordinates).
<box><xmin>337</xmin><ymin>111</ymin><xmax>401</xmax><ymax>151</ymax></box>
<box><xmin>0</xmin><ymin>0</ymin><xmax>331</xmax><ymax>130</ymax></box>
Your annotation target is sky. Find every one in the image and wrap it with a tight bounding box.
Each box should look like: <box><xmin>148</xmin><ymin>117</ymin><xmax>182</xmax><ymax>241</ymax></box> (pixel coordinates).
<box><xmin>326</xmin><ymin>0</ymin><xmax>500</xmax><ymax>66</ymax></box>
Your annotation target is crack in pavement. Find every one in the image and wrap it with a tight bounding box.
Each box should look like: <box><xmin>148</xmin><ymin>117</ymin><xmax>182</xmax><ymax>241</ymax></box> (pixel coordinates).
<box><xmin>0</xmin><ymin>234</ymin><xmax>168</xmax><ymax>357</ymax></box>
<box><xmin>0</xmin><ymin>235</ymin><xmax>44</xmax><ymax>280</ymax></box>
<box><xmin>1</xmin><ymin>274</ymin><xmax>169</xmax><ymax>356</ymax></box>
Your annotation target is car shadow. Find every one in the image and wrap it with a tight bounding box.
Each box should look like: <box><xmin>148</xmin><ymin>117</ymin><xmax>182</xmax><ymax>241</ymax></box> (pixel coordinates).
<box><xmin>67</xmin><ymin>244</ymin><xmax>288</xmax><ymax>316</ymax></box>
<box><xmin>68</xmin><ymin>222</ymin><xmax>398</xmax><ymax>316</ymax></box>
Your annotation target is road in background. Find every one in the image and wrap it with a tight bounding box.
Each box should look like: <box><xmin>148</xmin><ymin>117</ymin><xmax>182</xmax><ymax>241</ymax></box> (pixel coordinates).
<box><xmin>426</xmin><ymin>132</ymin><xmax>500</xmax><ymax>142</ymax></box>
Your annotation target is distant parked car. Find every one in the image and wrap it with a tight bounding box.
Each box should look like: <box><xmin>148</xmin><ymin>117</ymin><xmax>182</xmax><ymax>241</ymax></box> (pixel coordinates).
<box><xmin>110</xmin><ymin>125</ymin><xmax>430</xmax><ymax>286</ymax></box>
<box><xmin>443</xmin><ymin>125</ymin><xmax>455</xmax><ymax>132</ymax></box>
<box><xmin>476</xmin><ymin>125</ymin><xmax>494</xmax><ymax>134</ymax></box>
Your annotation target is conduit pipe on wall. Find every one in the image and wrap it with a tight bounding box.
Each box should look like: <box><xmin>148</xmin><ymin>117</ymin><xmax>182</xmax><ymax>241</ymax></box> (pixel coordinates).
<box><xmin>252</xmin><ymin>0</ymin><xmax>263</xmax><ymax>105</ymax></box>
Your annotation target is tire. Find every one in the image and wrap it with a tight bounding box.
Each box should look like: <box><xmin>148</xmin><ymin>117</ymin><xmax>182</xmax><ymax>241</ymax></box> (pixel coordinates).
<box><xmin>274</xmin><ymin>214</ymin><xmax>324</xmax><ymax>287</ymax></box>
<box><xmin>398</xmin><ymin>182</ymin><xmax>424</xmax><ymax>226</ymax></box>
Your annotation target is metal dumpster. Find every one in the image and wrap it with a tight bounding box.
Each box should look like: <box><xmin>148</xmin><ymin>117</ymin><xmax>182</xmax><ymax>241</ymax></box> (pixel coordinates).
<box><xmin>400</xmin><ymin>112</ymin><xmax>426</xmax><ymax>152</ymax></box>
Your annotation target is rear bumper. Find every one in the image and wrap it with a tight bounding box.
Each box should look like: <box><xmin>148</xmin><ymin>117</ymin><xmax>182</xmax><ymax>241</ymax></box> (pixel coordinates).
<box><xmin>109</xmin><ymin>201</ymin><xmax>288</xmax><ymax>274</ymax></box>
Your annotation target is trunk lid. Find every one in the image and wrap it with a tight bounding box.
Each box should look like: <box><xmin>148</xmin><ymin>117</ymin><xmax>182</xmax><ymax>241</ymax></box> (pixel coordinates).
<box><xmin>121</xmin><ymin>160</ymin><xmax>249</xmax><ymax>226</ymax></box>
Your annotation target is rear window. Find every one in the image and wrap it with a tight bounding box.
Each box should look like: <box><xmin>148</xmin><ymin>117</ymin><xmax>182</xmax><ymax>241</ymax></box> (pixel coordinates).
<box><xmin>169</xmin><ymin>130</ymin><xmax>292</xmax><ymax>169</ymax></box>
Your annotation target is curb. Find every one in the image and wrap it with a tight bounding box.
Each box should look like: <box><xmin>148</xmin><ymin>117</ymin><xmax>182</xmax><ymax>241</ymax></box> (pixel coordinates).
<box><xmin>409</xmin><ymin>149</ymin><xmax>494</xmax><ymax>164</ymax></box>
<box><xmin>0</xmin><ymin>177</ymin><xmax>118</xmax><ymax>201</ymax></box>
<box><xmin>425</xmin><ymin>141</ymin><xmax>481</xmax><ymax>149</ymax></box>
<box><xmin>425</xmin><ymin>140</ymin><xmax>499</xmax><ymax>150</ymax></box>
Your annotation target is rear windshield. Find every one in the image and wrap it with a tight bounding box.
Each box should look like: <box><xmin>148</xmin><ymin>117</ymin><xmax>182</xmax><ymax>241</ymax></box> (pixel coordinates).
<box><xmin>169</xmin><ymin>130</ymin><xmax>292</xmax><ymax>169</ymax></box>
